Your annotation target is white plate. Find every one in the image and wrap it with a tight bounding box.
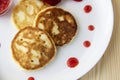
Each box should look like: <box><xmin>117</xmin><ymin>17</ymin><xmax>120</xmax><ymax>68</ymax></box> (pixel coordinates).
<box><xmin>0</xmin><ymin>0</ymin><xmax>113</xmax><ymax>80</ymax></box>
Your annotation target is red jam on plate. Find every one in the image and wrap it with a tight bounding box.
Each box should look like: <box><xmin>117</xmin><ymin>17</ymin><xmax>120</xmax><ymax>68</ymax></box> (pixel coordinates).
<box><xmin>74</xmin><ymin>0</ymin><xmax>83</xmax><ymax>2</ymax></box>
<box><xmin>67</xmin><ymin>57</ymin><xmax>79</xmax><ymax>68</ymax></box>
<box><xmin>28</xmin><ymin>77</ymin><xmax>35</xmax><ymax>80</ymax></box>
<box><xmin>41</xmin><ymin>0</ymin><xmax>61</xmax><ymax>6</ymax></box>
<box><xmin>88</xmin><ymin>25</ymin><xmax>95</xmax><ymax>31</ymax></box>
<box><xmin>83</xmin><ymin>40</ymin><xmax>91</xmax><ymax>48</ymax></box>
<box><xmin>0</xmin><ymin>0</ymin><xmax>11</xmax><ymax>15</ymax></box>
<box><xmin>84</xmin><ymin>5</ymin><xmax>92</xmax><ymax>13</ymax></box>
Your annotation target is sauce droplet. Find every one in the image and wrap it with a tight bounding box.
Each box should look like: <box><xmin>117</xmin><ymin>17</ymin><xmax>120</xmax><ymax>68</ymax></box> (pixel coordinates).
<box><xmin>74</xmin><ymin>0</ymin><xmax>83</xmax><ymax>2</ymax></box>
<box><xmin>28</xmin><ymin>77</ymin><xmax>35</xmax><ymax>80</ymax></box>
<box><xmin>67</xmin><ymin>57</ymin><xmax>79</xmax><ymax>68</ymax></box>
<box><xmin>88</xmin><ymin>25</ymin><xmax>95</xmax><ymax>31</ymax></box>
<box><xmin>84</xmin><ymin>5</ymin><xmax>92</xmax><ymax>13</ymax></box>
<box><xmin>83</xmin><ymin>41</ymin><xmax>91</xmax><ymax>47</ymax></box>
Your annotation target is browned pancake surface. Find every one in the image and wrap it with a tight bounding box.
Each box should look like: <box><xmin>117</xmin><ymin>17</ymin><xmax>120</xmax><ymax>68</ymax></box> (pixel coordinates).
<box><xmin>34</xmin><ymin>7</ymin><xmax>77</xmax><ymax>46</ymax></box>
<box><xmin>12</xmin><ymin>0</ymin><xmax>50</xmax><ymax>29</ymax></box>
<box><xmin>11</xmin><ymin>27</ymin><xmax>56</xmax><ymax>70</ymax></box>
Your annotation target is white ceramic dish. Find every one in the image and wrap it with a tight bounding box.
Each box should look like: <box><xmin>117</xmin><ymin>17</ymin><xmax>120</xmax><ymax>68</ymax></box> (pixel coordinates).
<box><xmin>0</xmin><ymin>0</ymin><xmax>113</xmax><ymax>80</ymax></box>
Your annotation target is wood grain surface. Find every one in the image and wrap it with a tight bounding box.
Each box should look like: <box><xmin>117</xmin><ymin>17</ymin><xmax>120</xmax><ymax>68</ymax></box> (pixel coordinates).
<box><xmin>78</xmin><ymin>0</ymin><xmax>120</xmax><ymax>80</ymax></box>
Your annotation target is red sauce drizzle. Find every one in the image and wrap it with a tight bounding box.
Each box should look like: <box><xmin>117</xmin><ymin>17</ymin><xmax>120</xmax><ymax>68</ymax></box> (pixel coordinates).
<box><xmin>74</xmin><ymin>0</ymin><xmax>83</xmax><ymax>2</ymax></box>
<box><xmin>28</xmin><ymin>77</ymin><xmax>35</xmax><ymax>80</ymax></box>
<box><xmin>0</xmin><ymin>0</ymin><xmax>10</xmax><ymax>14</ymax></box>
<box><xmin>84</xmin><ymin>5</ymin><xmax>92</xmax><ymax>13</ymax></box>
<box><xmin>83</xmin><ymin>41</ymin><xmax>91</xmax><ymax>47</ymax></box>
<box><xmin>88</xmin><ymin>25</ymin><xmax>95</xmax><ymax>31</ymax></box>
<box><xmin>67</xmin><ymin>57</ymin><xmax>79</xmax><ymax>68</ymax></box>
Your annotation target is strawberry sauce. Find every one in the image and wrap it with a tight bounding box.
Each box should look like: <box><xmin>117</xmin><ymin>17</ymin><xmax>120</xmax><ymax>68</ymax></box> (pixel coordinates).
<box><xmin>0</xmin><ymin>0</ymin><xmax>10</xmax><ymax>15</ymax></box>
<box><xmin>74</xmin><ymin>0</ymin><xmax>83</xmax><ymax>2</ymax></box>
<box><xmin>41</xmin><ymin>0</ymin><xmax>61</xmax><ymax>6</ymax></box>
<box><xmin>83</xmin><ymin>41</ymin><xmax>91</xmax><ymax>48</ymax></box>
<box><xmin>84</xmin><ymin>5</ymin><xmax>92</xmax><ymax>13</ymax></box>
<box><xmin>88</xmin><ymin>25</ymin><xmax>95</xmax><ymax>31</ymax></box>
<box><xmin>28</xmin><ymin>77</ymin><xmax>35</xmax><ymax>80</ymax></box>
<box><xmin>67</xmin><ymin>57</ymin><xmax>79</xmax><ymax>68</ymax></box>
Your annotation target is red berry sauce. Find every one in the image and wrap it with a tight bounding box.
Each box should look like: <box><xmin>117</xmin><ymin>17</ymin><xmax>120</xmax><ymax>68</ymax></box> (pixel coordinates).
<box><xmin>74</xmin><ymin>0</ymin><xmax>83</xmax><ymax>2</ymax></box>
<box><xmin>67</xmin><ymin>57</ymin><xmax>79</xmax><ymax>68</ymax></box>
<box><xmin>0</xmin><ymin>0</ymin><xmax>10</xmax><ymax>15</ymax></box>
<box><xmin>88</xmin><ymin>25</ymin><xmax>95</xmax><ymax>31</ymax></box>
<box><xmin>41</xmin><ymin>0</ymin><xmax>61</xmax><ymax>6</ymax></box>
<box><xmin>84</xmin><ymin>5</ymin><xmax>92</xmax><ymax>13</ymax></box>
<box><xmin>28</xmin><ymin>77</ymin><xmax>35</xmax><ymax>80</ymax></box>
<box><xmin>83</xmin><ymin>41</ymin><xmax>91</xmax><ymax>48</ymax></box>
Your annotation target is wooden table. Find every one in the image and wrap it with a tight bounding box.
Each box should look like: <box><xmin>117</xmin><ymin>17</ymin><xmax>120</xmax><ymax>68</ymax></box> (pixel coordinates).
<box><xmin>79</xmin><ymin>0</ymin><xmax>120</xmax><ymax>80</ymax></box>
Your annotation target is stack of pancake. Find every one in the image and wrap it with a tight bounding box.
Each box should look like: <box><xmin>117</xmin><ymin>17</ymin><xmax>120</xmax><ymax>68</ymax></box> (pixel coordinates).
<box><xmin>11</xmin><ymin>0</ymin><xmax>77</xmax><ymax>70</ymax></box>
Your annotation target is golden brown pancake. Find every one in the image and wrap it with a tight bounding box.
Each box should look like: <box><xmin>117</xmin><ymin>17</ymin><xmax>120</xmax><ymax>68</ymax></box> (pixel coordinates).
<box><xmin>34</xmin><ymin>7</ymin><xmax>77</xmax><ymax>46</ymax></box>
<box><xmin>11</xmin><ymin>27</ymin><xmax>56</xmax><ymax>70</ymax></box>
<box><xmin>12</xmin><ymin>0</ymin><xmax>50</xmax><ymax>29</ymax></box>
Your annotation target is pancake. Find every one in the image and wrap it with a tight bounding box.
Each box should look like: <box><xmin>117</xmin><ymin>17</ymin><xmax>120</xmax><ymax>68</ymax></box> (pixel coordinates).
<box><xmin>11</xmin><ymin>27</ymin><xmax>56</xmax><ymax>70</ymax></box>
<box><xmin>34</xmin><ymin>7</ymin><xmax>77</xmax><ymax>46</ymax></box>
<box><xmin>12</xmin><ymin>0</ymin><xmax>50</xmax><ymax>29</ymax></box>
